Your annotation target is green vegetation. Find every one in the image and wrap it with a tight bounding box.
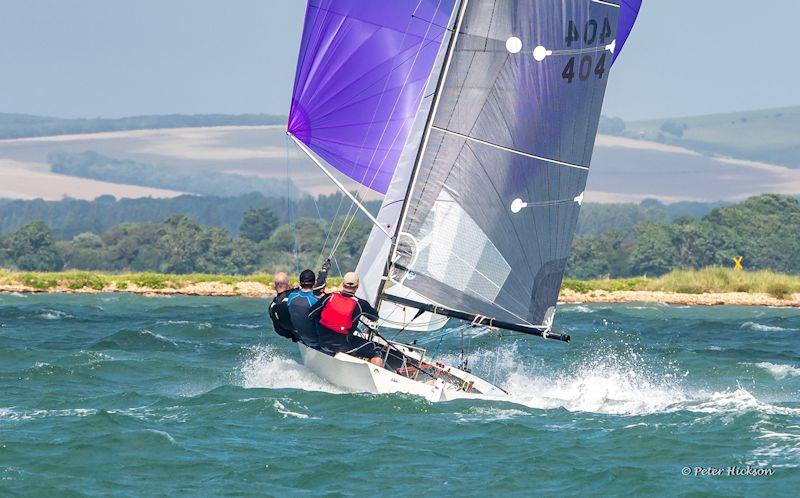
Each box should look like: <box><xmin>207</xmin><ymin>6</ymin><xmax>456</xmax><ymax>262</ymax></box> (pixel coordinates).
<box><xmin>1</xmin><ymin>268</ymin><xmax>796</xmax><ymax>299</ymax></box>
<box><xmin>568</xmin><ymin>195</ymin><xmax>800</xmax><ymax>279</ymax></box>
<box><xmin>0</xmin><ymin>192</ymin><xmax>381</xmax><ymax>240</ymax></box>
<box><xmin>0</xmin><ymin>269</ymin><xmax>345</xmax><ymax>293</ymax></box>
<box><xmin>239</xmin><ymin>207</ymin><xmax>278</xmax><ymax>243</ymax></box>
<box><xmin>0</xmin><ymin>112</ymin><xmax>285</xmax><ymax>140</ymax></box>
<box><xmin>48</xmin><ymin>151</ymin><xmax>294</xmax><ymax>197</ymax></box>
<box><xmin>575</xmin><ymin>199</ymin><xmax>725</xmax><ymax>238</ymax></box>
<box><xmin>0</xmin><ymin>191</ymin><xmax>708</xmax><ymax>241</ymax></box>
<box><xmin>642</xmin><ymin>268</ymin><xmax>800</xmax><ymax>298</ymax></box>
<box><xmin>0</xmin><ymin>206</ymin><xmax>369</xmax><ymax>277</ymax></box>
<box><xmin>1</xmin><ymin>193</ymin><xmax>798</xmax><ymax>288</ymax></box>
<box><xmin>562</xmin><ymin>268</ymin><xmax>800</xmax><ymax>299</ymax></box>
<box><xmin>625</xmin><ymin>106</ymin><xmax>800</xmax><ymax>168</ymax></box>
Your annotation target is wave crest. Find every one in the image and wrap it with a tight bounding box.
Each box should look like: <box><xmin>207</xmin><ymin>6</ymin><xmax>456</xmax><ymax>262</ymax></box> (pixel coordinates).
<box><xmin>239</xmin><ymin>345</ymin><xmax>343</xmax><ymax>394</ymax></box>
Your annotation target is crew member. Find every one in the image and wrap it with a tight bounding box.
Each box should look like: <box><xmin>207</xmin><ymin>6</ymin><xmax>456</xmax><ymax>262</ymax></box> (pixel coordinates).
<box><xmin>287</xmin><ymin>260</ymin><xmax>330</xmax><ymax>348</ymax></box>
<box><xmin>309</xmin><ymin>272</ymin><xmax>384</xmax><ymax>366</ymax></box>
<box><xmin>268</xmin><ymin>272</ymin><xmax>299</xmax><ymax>342</ymax></box>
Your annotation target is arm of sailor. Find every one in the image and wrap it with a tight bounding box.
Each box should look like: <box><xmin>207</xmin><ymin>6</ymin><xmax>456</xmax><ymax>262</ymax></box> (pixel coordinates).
<box><xmin>307</xmin><ymin>293</ymin><xmax>330</xmax><ymax>319</ymax></box>
<box><xmin>313</xmin><ymin>258</ymin><xmax>331</xmax><ymax>292</ymax></box>
<box><xmin>356</xmin><ymin>298</ymin><xmax>379</xmax><ymax>322</ymax></box>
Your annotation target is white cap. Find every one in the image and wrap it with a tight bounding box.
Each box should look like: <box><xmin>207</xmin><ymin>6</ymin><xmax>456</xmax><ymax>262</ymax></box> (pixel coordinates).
<box><xmin>342</xmin><ymin>272</ymin><xmax>360</xmax><ymax>288</ymax></box>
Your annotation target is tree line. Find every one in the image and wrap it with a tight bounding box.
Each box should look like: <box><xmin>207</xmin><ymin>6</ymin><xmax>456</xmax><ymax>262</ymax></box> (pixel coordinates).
<box><xmin>0</xmin><ymin>191</ymin><xmax>715</xmax><ymax>241</ymax></box>
<box><xmin>567</xmin><ymin>194</ymin><xmax>800</xmax><ymax>278</ymax></box>
<box><xmin>0</xmin><ymin>207</ymin><xmax>370</xmax><ymax>276</ymax></box>
<box><xmin>0</xmin><ymin>192</ymin><xmax>381</xmax><ymax>240</ymax></box>
<box><xmin>1</xmin><ymin>194</ymin><xmax>797</xmax><ymax>279</ymax></box>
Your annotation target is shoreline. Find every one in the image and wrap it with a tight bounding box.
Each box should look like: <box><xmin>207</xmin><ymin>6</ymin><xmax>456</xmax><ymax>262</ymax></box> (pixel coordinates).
<box><xmin>558</xmin><ymin>289</ymin><xmax>800</xmax><ymax>308</ymax></box>
<box><xmin>2</xmin><ymin>283</ymin><xmax>800</xmax><ymax>308</ymax></box>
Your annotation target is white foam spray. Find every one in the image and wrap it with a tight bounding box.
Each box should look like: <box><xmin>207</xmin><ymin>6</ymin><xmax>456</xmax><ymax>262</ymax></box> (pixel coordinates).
<box><xmin>239</xmin><ymin>345</ymin><xmax>345</xmax><ymax>394</ymax></box>
<box><xmin>753</xmin><ymin>362</ymin><xmax>800</xmax><ymax>380</ymax></box>
<box><xmin>741</xmin><ymin>321</ymin><xmax>797</xmax><ymax>332</ymax></box>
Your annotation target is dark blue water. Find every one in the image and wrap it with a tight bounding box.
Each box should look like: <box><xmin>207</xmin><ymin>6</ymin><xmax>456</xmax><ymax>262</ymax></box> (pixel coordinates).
<box><xmin>1</xmin><ymin>293</ymin><xmax>798</xmax><ymax>496</ymax></box>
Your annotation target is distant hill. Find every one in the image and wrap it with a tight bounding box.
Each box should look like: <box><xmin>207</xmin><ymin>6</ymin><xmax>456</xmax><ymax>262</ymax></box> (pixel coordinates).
<box><xmin>576</xmin><ymin>199</ymin><xmax>728</xmax><ymax>238</ymax></box>
<box><xmin>3</xmin><ymin>111</ymin><xmax>800</xmax><ymax>204</ymax></box>
<box><xmin>625</xmin><ymin>106</ymin><xmax>800</xmax><ymax>168</ymax></box>
<box><xmin>48</xmin><ymin>151</ymin><xmax>295</xmax><ymax>198</ymax></box>
<box><xmin>0</xmin><ymin>112</ymin><xmax>286</xmax><ymax>140</ymax></box>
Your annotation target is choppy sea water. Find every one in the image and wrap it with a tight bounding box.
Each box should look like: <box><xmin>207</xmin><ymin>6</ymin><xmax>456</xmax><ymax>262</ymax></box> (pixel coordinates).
<box><xmin>0</xmin><ymin>293</ymin><xmax>798</xmax><ymax>496</ymax></box>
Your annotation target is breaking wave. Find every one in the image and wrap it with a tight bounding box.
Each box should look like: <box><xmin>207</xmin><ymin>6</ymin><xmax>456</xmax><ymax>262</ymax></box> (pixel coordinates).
<box><xmin>93</xmin><ymin>329</ymin><xmax>180</xmax><ymax>351</ymax></box>
<box><xmin>445</xmin><ymin>343</ymin><xmax>798</xmax><ymax>417</ymax></box>
<box><xmin>753</xmin><ymin>362</ymin><xmax>800</xmax><ymax>380</ymax></box>
<box><xmin>236</xmin><ymin>342</ymin><xmax>798</xmax><ymax>418</ymax></box>
<box><xmin>38</xmin><ymin>309</ymin><xmax>73</xmax><ymax>321</ymax></box>
<box><xmin>563</xmin><ymin>304</ymin><xmax>595</xmax><ymax>314</ymax></box>
<box><xmin>494</xmin><ymin>345</ymin><xmax>688</xmax><ymax>415</ymax></box>
<box><xmin>239</xmin><ymin>345</ymin><xmax>344</xmax><ymax>394</ymax></box>
<box><xmin>741</xmin><ymin>321</ymin><xmax>797</xmax><ymax>332</ymax></box>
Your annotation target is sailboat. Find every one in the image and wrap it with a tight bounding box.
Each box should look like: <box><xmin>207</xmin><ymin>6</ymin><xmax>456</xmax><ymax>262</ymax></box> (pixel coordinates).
<box><xmin>285</xmin><ymin>0</ymin><xmax>641</xmax><ymax>402</ymax></box>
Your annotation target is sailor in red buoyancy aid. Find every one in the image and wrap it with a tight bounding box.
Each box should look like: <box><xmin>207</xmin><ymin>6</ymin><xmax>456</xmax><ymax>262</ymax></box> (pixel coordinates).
<box><xmin>308</xmin><ymin>272</ymin><xmax>384</xmax><ymax>367</ymax></box>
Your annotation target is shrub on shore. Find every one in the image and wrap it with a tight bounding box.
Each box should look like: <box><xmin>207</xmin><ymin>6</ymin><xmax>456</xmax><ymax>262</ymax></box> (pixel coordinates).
<box><xmin>1</xmin><ymin>268</ymin><xmax>797</xmax><ymax>300</ymax></box>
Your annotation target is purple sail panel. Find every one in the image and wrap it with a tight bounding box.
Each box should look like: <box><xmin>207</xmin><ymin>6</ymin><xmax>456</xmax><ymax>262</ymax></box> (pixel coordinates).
<box><xmin>288</xmin><ymin>0</ymin><xmax>455</xmax><ymax>194</ymax></box>
<box><xmin>614</xmin><ymin>0</ymin><xmax>642</xmax><ymax>62</ymax></box>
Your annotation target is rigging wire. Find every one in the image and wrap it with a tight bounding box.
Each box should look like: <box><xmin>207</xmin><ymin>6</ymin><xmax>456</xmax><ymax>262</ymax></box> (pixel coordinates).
<box><xmin>286</xmin><ymin>134</ymin><xmax>300</xmax><ymax>275</ymax></box>
<box><xmin>311</xmin><ymin>193</ymin><xmax>344</xmax><ymax>277</ymax></box>
<box><xmin>311</xmin><ymin>2</ymin><xmax>448</xmax><ymax>264</ymax></box>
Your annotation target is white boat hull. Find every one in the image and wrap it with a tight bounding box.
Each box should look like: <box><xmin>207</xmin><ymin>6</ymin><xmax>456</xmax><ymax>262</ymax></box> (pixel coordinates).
<box><xmin>298</xmin><ymin>343</ymin><xmax>509</xmax><ymax>403</ymax></box>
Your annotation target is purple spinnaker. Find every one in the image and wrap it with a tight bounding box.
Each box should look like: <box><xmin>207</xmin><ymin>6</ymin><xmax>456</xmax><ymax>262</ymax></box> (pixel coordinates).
<box><xmin>614</xmin><ymin>0</ymin><xmax>642</xmax><ymax>62</ymax></box>
<box><xmin>288</xmin><ymin>0</ymin><xmax>455</xmax><ymax>194</ymax></box>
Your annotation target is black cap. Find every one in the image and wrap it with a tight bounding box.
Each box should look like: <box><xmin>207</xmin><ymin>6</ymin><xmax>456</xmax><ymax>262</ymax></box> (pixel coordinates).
<box><xmin>299</xmin><ymin>269</ymin><xmax>316</xmax><ymax>286</ymax></box>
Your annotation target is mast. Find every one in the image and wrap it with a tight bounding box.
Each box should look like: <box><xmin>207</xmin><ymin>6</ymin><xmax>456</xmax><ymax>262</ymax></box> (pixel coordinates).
<box><xmin>374</xmin><ymin>0</ymin><xmax>471</xmax><ymax>307</ymax></box>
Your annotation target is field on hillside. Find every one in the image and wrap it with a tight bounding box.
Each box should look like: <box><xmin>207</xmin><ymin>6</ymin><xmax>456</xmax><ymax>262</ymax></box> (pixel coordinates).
<box><xmin>0</xmin><ymin>126</ymin><xmax>333</xmax><ymax>200</ymax></box>
<box><xmin>3</xmin><ymin>125</ymin><xmax>800</xmax><ymax>203</ymax></box>
<box><xmin>628</xmin><ymin>106</ymin><xmax>800</xmax><ymax>168</ymax></box>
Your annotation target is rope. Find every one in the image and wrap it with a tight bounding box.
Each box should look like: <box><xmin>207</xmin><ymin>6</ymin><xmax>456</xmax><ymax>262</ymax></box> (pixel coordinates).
<box><xmin>311</xmin><ymin>193</ymin><xmax>344</xmax><ymax>277</ymax></box>
<box><xmin>314</xmin><ymin>1</ymin><xmax>450</xmax><ymax>264</ymax></box>
<box><xmin>286</xmin><ymin>134</ymin><xmax>300</xmax><ymax>275</ymax></box>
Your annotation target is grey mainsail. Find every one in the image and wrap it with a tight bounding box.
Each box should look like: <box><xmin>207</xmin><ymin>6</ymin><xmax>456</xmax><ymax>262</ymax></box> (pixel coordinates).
<box><xmin>373</xmin><ymin>0</ymin><xmax>622</xmax><ymax>332</ymax></box>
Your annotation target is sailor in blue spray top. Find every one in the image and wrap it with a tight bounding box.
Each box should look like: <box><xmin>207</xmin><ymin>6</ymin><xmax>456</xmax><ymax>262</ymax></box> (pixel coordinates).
<box><xmin>287</xmin><ymin>261</ymin><xmax>329</xmax><ymax>348</ymax></box>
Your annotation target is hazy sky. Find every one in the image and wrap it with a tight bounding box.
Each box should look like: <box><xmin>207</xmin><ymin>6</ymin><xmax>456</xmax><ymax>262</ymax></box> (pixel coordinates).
<box><xmin>1</xmin><ymin>0</ymin><xmax>798</xmax><ymax>120</ymax></box>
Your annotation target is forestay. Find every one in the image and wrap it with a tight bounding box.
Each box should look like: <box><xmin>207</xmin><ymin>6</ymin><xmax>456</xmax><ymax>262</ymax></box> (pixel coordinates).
<box><xmin>377</xmin><ymin>0</ymin><xmax>624</xmax><ymax>332</ymax></box>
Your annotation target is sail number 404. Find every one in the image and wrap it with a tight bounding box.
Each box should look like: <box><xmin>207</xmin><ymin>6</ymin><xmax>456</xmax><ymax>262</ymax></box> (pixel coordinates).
<box><xmin>566</xmin><ymin>19</ymin><xmax>613</xmax><ymax>47</ymax></box>
<box><xmin>562</xmin><ymin>53</ymin><xmax>607</xmax><ymax>83</ymax></box>
<box><xmin>562</xmin><ymin>18</ymin><xmax>612</xmax><ymax>84</ymax></box>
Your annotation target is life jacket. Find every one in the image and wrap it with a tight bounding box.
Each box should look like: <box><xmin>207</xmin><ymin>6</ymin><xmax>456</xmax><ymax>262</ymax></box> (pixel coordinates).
<box><xmin>319</xmin><ymin>292</ymin><xmax>358</xmax><ymax>334</ymax></box>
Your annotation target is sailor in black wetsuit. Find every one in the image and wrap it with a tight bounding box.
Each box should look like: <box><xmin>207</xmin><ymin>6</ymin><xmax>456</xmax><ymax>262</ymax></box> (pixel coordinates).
<box><xmin>286</xmin><ymin>260</ymin><xmax>330</xmax><ymax>348</ymax></box>
<box><xmin>268</xmin><ymin>272</ymin><xmax>299</xmax><ymax>342</ymax></box>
